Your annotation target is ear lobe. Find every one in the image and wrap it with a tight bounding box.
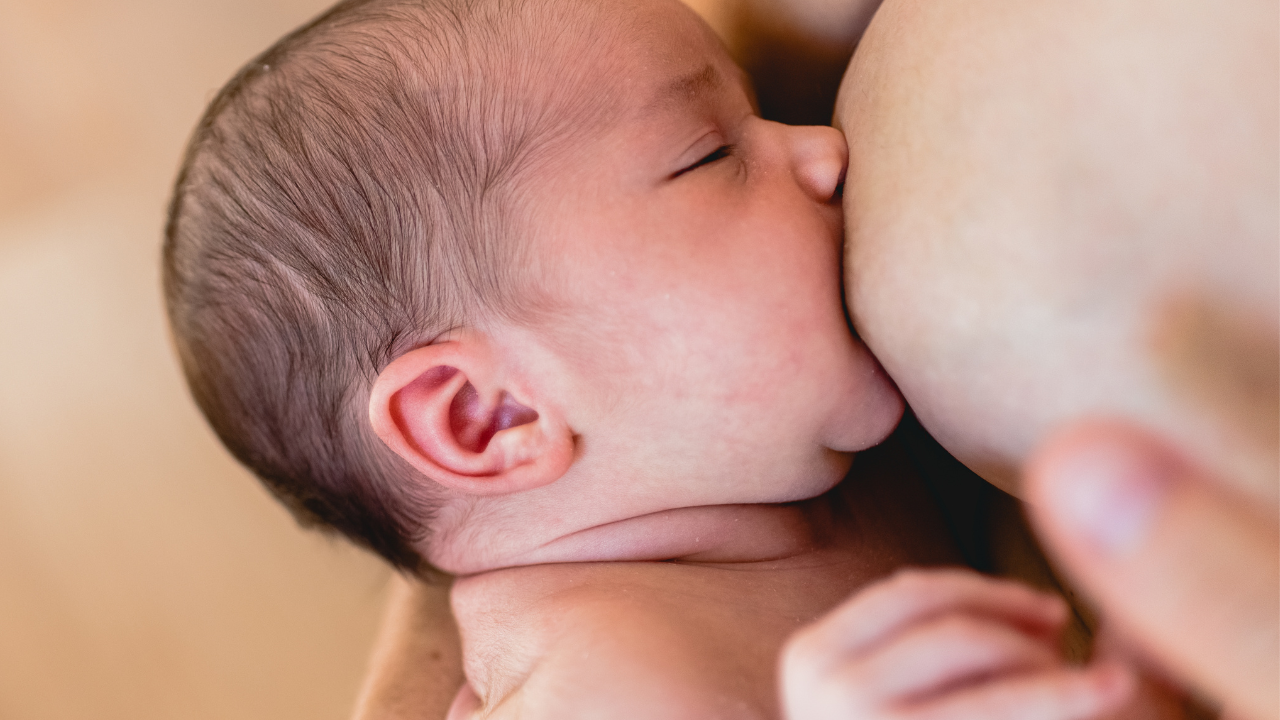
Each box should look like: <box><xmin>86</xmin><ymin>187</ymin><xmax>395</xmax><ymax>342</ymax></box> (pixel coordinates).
<box><xmin>369</xmin><ymin>340</ymin><xmax>573</xmax><ymax>496</ymax></box>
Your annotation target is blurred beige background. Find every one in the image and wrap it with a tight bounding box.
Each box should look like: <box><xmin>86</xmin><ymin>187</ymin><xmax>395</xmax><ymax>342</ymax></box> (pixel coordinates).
<box><xmin>0</xmin><ymin>1</ymin><xmax>732</xmax><ymax>718</ymax></box>
<box><xmin>0</xmin><ymin>2</ymin><xmax>391</xmax><ymax>718</ymax></box>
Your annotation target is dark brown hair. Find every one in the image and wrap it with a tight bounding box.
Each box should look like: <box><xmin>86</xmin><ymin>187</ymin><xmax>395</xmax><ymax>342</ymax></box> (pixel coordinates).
<box><xmin>163</xmin><ymin>0</ymin><xmax>602</xmax><ymax>574</ymax></box>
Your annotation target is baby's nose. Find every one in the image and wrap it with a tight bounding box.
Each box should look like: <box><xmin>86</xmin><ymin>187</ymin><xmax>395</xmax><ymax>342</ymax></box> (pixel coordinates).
<box><xmin>788</xmin><ymin>124</ymin><xmax>848</xmax><ymax>204</ymax></box>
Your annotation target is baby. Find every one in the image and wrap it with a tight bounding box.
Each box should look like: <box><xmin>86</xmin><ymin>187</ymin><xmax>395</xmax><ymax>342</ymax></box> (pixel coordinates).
<box><xmin>164</xmin><ymin>0</ymin><xmax>1174</xmax><ymax>717</ymax></box>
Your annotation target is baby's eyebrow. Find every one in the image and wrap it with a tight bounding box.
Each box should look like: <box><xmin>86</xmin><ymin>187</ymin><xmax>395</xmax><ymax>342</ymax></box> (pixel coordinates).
<box><xmin>641</xmin><ymin>63</ymin><xmax>723</xmax><ymax>116</ymax></box>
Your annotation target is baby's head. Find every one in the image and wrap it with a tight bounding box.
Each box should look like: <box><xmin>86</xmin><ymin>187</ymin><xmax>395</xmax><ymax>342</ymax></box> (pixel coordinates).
<box><xmin>165</xmin><ymin>0</ymin><xmax>902</xmax><ymax>576</ymax></box>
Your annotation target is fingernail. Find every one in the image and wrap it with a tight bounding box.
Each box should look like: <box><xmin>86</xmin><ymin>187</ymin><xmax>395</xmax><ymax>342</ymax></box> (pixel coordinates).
<box><xmin>1041</xmin><ymin>438</ymin><xmax>1172</xmax><ymax>556</ymax></box>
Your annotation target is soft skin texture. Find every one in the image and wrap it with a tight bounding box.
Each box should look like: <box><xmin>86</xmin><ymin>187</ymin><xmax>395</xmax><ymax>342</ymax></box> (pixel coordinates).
<box><xmin>1027</xmin><ymin>421</ymin><xmax>1279</xmax><ymax>720</ymax></box>
<box><xmin>351</xmin><ymin>576</ymin><xmax>464</xmax><ymax>720</ymax></box>
<box><xmin>838</xmin><ymin>0</ymin><xmax>1278</xmax><ymax>498</ymax></box>
<box><xmin>369</xmin><ymin>0</ymin><xmax>903</xmax><ymax>575</ymax></box>
<box><xmin>823</xmin><ymin>0</ymin><xmax>1277</xmax><ymax>716</ymax></box>
<box><xmin>350</xmin><ymin>443</ymin><xmax>965</xmax><ymax>720</ymax></box>
<box><xmin>353</xmin><ymin>0</ymin><xmax>1272</xmax><ymax>716</ymax></box>
<box><xmin>779</xmin><ymin>567</ymin><xmax>1198</xmax><ymax>720</ymax></box>
<box><xmin>782</xmin><ymin>569</ymin><xmax>1136</xmax><ymax>720</ymax></box>
<box><xmin>353</xmin><ymin>0</ymin><xmax>1269</xmax><ymax>712</ymax></box>
<box><xmin>444</xmin><ymin>444</ymin><xmax>961</xmax><ymax>720</ymax></box>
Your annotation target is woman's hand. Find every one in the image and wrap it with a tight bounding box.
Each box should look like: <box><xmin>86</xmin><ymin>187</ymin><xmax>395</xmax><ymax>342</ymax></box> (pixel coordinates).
<box><xmin>350</xmin><ymin>575</ymin><xmax>464</xmax><ymax>720</ymax></box>
<box><xmin>1026</xmin><ymin>421</ymin><xmax>1280</xmax><ymax>720</ymax></box>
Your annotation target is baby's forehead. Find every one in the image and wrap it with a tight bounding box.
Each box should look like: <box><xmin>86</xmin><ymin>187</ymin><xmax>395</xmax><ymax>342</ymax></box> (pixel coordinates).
<box><xmin>443</xmin><ymin>0</ymin><xmax>714</xmax><ymax>109</ymax></box>
<box><xmin>286</xmin><ymin>0</ymin><xmax>728</xmax><ymax>210</ymax></box>
<box><xmin>314</xmin><ymin>0</ymin><xmax>724</xmax><ymax>130</ymax></box>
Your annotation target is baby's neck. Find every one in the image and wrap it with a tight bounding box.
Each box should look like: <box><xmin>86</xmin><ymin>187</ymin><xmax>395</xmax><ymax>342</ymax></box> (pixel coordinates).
<box><xmin>502</xmin><ymin>500</ymin><xmax>836</xmax><ymax>567</ymax></box>
<box><xmin>448</xmin><ymin>441</ymin><xmax>961</xmax><ymax>719</ymax></box>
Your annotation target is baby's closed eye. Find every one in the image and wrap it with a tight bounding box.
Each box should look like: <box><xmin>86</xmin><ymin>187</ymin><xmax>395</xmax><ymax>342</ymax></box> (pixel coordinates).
<box><xmin>672</xmin><ymin>144</ymin><xmax>734</xmax><ymax>178</ymax></box>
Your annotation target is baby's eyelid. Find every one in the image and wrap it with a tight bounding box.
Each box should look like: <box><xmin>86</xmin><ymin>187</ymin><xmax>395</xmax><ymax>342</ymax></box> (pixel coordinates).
<box><xmin>672</xmin><ymin>141</ymin><xmax>735</xmax><ymax>179</ymax></box>
<box><xmin>686</xmin><ymin>144</ymin><xmax>737</xmax><ymax>174</ymax></box>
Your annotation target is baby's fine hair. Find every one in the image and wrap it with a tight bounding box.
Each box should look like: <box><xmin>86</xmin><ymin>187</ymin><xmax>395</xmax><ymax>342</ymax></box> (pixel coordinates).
<box><xmin>164</xmin><ymin>0</ymin><xmax>609</xmax><ymax>573</ymax></box>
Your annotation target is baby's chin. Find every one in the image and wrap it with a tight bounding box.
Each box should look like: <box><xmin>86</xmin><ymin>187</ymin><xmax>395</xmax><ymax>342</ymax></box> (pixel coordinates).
<box><xmin>818</xmin><ymin>354</ymin><xmax>906</xmax><ymax>454</ymax></box>
<box><xmin>748</xmin><ymin>441</ymin><xmax>868</xmax><ymax>508</ymax></box>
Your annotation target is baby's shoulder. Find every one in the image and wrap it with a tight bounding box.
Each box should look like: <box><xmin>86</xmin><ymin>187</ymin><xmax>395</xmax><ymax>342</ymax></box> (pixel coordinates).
<box><xmin>451</xmin><ymin>562</ymin><xmax>780</xmax><ymax>720</ymax></box>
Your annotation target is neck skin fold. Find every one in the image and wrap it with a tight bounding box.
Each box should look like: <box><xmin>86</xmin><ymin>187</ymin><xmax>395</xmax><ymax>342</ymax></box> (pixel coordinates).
<box><xmin>448</xmin><ymin>440</ymin><xmax>962</xmax><ymax>719</ymax></box>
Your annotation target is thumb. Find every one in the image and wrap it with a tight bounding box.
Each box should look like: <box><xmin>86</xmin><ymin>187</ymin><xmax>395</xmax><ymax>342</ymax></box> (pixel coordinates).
<box><xmin>1024</xmin><ymin>420</ymin><xmax>1279</xmax><ymax>720</ymax></box>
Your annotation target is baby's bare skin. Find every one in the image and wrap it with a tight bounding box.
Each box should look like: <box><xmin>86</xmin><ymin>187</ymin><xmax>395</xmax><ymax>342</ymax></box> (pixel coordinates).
<box><xmin>444</xmin><ymin>442</ymin><xmax>959</xmax><ymax>719</ymax></box>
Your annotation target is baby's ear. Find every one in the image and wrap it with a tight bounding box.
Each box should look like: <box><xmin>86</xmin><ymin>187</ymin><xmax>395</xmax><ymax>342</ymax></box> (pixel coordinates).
<box><xmin>368</xmin><ymin>336</ymin><xmax>574</xmax><ymax>496</ymax></box>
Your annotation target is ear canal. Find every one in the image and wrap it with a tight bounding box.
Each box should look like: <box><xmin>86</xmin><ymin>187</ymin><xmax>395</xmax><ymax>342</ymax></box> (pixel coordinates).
<box><xmin>449</xmin><ymin>381</ymin><xmax>540</xmax><ymax>453</ymax></box>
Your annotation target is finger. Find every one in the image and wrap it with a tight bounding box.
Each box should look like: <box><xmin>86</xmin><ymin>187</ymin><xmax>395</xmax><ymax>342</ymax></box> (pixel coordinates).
<box><xmin>899</xmin><ymin>662</ymin><xmax>1135</xmax><ymax>720</ymax></box>
<box><xmin>844</xmin><ymin>613</ymin><xmax>1061</xmax><ymax>702</ymax></box>
<box><xmin>1026</xmin><ymin>420</ymin><xmax>1280</xmax><ymax>720</ymax></box>
<box><xmin>788</xmin><ymin>567</ymin><xmax>1067</xmax><ymax>666</ymax></box>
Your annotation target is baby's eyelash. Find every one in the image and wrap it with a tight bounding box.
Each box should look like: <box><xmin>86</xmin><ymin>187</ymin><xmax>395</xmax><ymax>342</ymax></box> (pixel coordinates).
<box><xmin>673</xmin><ymin>144</ymin><xmax>734</xmax><ymax>178</ymax></box>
